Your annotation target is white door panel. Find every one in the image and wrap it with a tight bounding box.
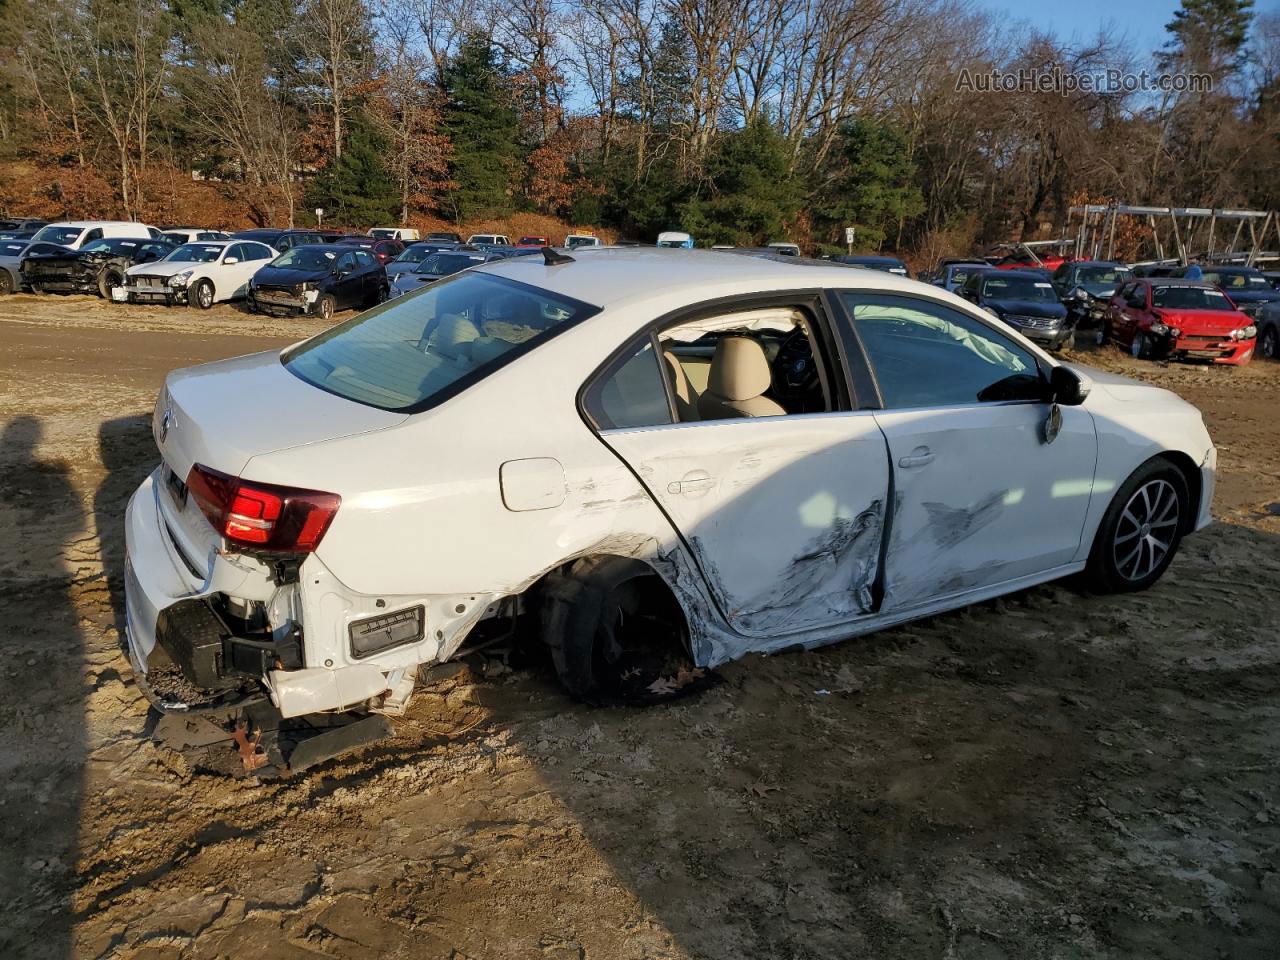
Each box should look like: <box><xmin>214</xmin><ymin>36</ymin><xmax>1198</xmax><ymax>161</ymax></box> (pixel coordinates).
<box><xmin>873</xmin><ymin>402</ymin><xmax>1097</xmax><ymax>610</ymax></box>
<box><xmin>602</xmin><ymin>413</ymin><xmax>890</xmax><ymax>638</ymax></box>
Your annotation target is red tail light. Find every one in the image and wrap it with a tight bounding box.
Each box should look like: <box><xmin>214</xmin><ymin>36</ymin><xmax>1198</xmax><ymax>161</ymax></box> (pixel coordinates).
<box><xmin>186</xmin><ymin>464</ymin><xmax>340</xmax><ymax>553</ymax></box>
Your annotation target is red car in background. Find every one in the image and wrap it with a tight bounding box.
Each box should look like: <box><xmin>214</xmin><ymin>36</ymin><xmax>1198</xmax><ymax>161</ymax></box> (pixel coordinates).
<box><xmin>1100</xmin><ymin>278</ymin><xmax>1257</xmax><ymax>365</ymax></box>
<box><xmin>517</xmin><ymin>235</ymin><xmax>550</xmax><ymax>247</ymax></box>
<box><xmin>334</xmin><ymin>235</ymin><xmax>405</xmax><ymax>264</ymax></box>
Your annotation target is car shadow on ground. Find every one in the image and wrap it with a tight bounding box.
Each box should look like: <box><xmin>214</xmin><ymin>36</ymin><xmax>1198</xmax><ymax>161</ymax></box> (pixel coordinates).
<box><xmin>0</xmin><ymin>416</ymin><xmax>88</xmax><ymax>960</ymax></box>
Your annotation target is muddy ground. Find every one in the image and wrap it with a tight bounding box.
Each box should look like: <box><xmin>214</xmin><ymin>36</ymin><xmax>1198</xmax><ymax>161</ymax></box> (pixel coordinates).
<box><xmin>0</xmin><ymin>292</ymin><xmax>1278</xmax><ymax>960</ymax></box>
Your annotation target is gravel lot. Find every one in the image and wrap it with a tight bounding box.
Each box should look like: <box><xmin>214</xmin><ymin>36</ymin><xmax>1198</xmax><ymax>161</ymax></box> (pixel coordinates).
<box><xmin>1</xmin><ymin>292</ymin><xmax>1278</xmax><ymax>959</ymax></box>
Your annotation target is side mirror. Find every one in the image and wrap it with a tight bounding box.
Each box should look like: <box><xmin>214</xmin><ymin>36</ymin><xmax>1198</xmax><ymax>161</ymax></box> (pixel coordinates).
<box><xmin>224</xmin><ymin>256</ymin><xmax>239</xmax><ymax>265</ymax></box>
<box><xmin>1048</xmin><ymin>365</ymin><xmax>1090</xmax><ymax>406</ymax></box>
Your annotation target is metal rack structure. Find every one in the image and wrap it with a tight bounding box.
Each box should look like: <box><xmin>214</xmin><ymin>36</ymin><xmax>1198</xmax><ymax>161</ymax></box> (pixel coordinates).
<box><xmin>1067</xmin><ymin>204</ymin><xmax>1279</xmax><ymax>267</ymax></box>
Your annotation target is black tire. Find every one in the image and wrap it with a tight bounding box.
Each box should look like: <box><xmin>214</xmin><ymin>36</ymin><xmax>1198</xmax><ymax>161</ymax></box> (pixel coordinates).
<box><xmin>1094</xmin><ymin>323</ymin><xmax>1107</xmax><ymax>347</ymax></box>
<box><xmin>193</xmin><ymin>279</ymin><xmax>215</xmax><ymax>310</ymax></box>
<box><xmin>1085</xmin><ymin>459</ymin><xmax>1188</xmax><ymax>593</ymax></box>
<box><xmin>1130</xmin><ymin>330</ymin><xmax>1151</xmax><ymax>360</ymax></box>
<box><xmin>98</xmin><ymin>270</ymin><xmax>123</xmax><ymax>300</ymax></box>
<box><xmin>317</xmin><ymin>294</ymin><xmax>335</xmax><ymax>322</ymax></box>
<box><xmin>0</xmin><ymin>271</ymin><xmax>12</xmax><ymax>295</ymax></box>
<box><xmin>1260</xmin><ymin>324</ymin><xmax>1279</xmax><ymax>360</ymax></box>
<box><xmin>540</xmin><ymin>557</ymin><xmax>706</xmax><ymax>705</ymax></box>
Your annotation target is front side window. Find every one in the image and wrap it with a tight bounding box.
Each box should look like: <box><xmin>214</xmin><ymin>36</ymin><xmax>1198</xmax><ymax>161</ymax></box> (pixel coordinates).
<box><xmin>840</xmin><ymin>292</ymin><xmax>1042</xmax><ymax>409</ymax></box>
<box><xmin>284</xmin><ymin>272</ymin><xmax>598</xmax><ymax>411</ymax></box>
<box><xmin>1126</xmin><ymin>285</ymin><xmax>1148</xmax><ymax>308</ymax></box>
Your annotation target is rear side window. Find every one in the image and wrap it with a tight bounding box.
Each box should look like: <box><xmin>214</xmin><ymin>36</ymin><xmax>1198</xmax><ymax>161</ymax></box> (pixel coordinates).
<box><xmin>588</xmin><ymin>341</ymin><xmax>673</xmax><ymax>430</ymax></box>
<box><xmin>840</xmin><ymin>292</ymin><xmax>1042</xmax><ymax>409</ymax></box>
<box><xmin>284</xmin><ymin>272</ymin><xmax>598</xmax><ymax>412</ymax></box>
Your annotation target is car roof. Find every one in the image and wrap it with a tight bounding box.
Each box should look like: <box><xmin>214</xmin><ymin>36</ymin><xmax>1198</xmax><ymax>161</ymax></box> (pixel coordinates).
<box><xmin>1203</xmin><ymin>265</ymin><xmax>1260</xmax><ymax>273</ymax></box>
<box><xmin>46</xmin><ymin>220</ymin><xmax>148</xmax><ymax>228</ymax></box>
<box><xmin>472</xmin><ymin>247</ymin><xmax>938</xmax><ymax>308</ymax></box>
<box><xmin>1148</xmin><ymin>279</ymin><xmax>1216</xmax><ymax>289</ymax></box>
<box><xmin>1069</xmin><ymin>260</ymin><xmax>1128</xmax><ymax>268</ymax></box>
<box><xmin>841</xmin><ymin>255</ymin><xmax>904</xmax><ymax>264</ymax></box>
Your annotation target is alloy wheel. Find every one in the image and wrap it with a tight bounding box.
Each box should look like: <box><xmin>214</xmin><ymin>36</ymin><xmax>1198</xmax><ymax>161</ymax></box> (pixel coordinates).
<box><xmin>1112</xmin><ymin>478</ymin><xmax>1179</xmax><ymax>581</ymax></box>
<box><xmin>1262</xmin><ymin>327</ymin><xmax>1278</xmax><ymax>359</ymax></box>
<box><xmin>1130</xmin><ymin>332</ymin><xmax>1144</xmax><ymax>358</ymax></box>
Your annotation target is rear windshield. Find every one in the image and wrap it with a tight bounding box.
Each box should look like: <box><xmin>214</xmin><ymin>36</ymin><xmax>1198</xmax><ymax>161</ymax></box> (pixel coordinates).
<box><xmin>1152</xmin><ymin>286</ymin><xmax>1235</xmax><ymax>310</ymax></box>
<box><xmin>284</xmin><ymin>272</ymin><xmax>599</xmax><ymax>411</ymax></box>
<box><xmin>1202</xmin><ymin>271</ymin><xmax>1268</xmax><ymax>289</ymax></box>
<box><xmin>394</xmin><ymin>245</ymin><xmax>437</xmax><ymax>263</ymax></box>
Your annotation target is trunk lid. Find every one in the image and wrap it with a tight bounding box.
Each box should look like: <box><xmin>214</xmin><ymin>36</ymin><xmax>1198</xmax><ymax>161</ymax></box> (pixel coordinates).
<box><xmin>156</xmin><ymin>350</ymin><xmax>407</xmax><ymax>480</ymax></box>
<box><xmin>154</xmin><ymin>350</ymin><xmax>407</xmax><ymax>558</ymax></box>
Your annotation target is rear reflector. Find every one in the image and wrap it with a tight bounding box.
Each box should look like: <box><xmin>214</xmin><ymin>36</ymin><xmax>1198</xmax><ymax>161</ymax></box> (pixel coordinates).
<box><xmin>186</xmin><ymin>463</ymin><xmax>340</xmax><ymax>553</ymax></box>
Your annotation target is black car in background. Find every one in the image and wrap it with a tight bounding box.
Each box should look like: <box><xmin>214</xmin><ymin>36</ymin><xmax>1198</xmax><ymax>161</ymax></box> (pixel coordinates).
<box><xmin>388</xmin><ymin>249</ymin><xmax>505</xmax><ymax>298</ymax></box>
<box><xmin>248</xmin><ymin>243</ymin><xmax>387</xmax><ymax>321</ymax></box>
<box><xmin>230</xmin><ymin>228</ymin><xmax>328</xmax><ymax>253</ymax></box>
<box><xmin>0</xmin><ymin>218</ymin><xmax>48</xmax><ymax>240</ymax></box>
<box><xmin>959</xmin><ymin>268</ymin><xmax>1072</xmax><ymax>350</ymax></box>
<box><xmin>333</xmin><ymin>235</ymin><xmax>406</xmax><ymax>263</ymax></box>
<box><xmin>425</xmin><ymin>231</ymin><xmax>462</xmax><ymax>243</ymax></box>
<box><xmin>1051</xmin><ymin>260</ymin><xmax>1134</xmax><ymax>328</ymax></box>
<box><xmin>21</xmin><ymin>236</ymin><xmax>176</xmax><ymax>298</ymax></box>
<box><xmin>829</xmin><ymin>254</ymin><xmax>910</xmax><ymax>277</ymax></box>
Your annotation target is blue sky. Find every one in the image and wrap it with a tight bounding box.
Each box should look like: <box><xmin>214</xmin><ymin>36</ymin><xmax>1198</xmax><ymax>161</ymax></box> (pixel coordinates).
<box><xmin>977</xmin><ymin>0</ymin><xmax>1280</xmax><ymax>60</ymax></box>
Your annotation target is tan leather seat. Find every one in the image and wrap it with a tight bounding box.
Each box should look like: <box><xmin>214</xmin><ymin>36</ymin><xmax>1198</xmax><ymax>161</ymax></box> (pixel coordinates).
<box><xmin>662</xmin><ymin>348</ymin><xmax>700</xmax><ymax>421</ymax></box>
<box><xmin>697</xmin><ymin>336</ymin><xmax>785</xmax><ymax>419</ymax></box>
<box><xmin>428</xmin><ymin>313</ymin><xmax>481</xmax><ymax>363</ymax></box>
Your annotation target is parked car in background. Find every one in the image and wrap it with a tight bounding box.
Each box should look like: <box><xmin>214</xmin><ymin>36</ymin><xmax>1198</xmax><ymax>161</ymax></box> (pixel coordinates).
<box><xmin>832</xmin><ymin>255</ymin><xmax>909</xmax><ymax>277</ymax></box>
<box><xmin>122</xmin><ymin>239</ymin><xmax>277</xmax><ymax>308</ymax></box>
<box><xmin>22</xmin><ymin>236</ymin><xmax>175</xmax><ymax>298</ymax></box>
<box><xmin>0</xmin><ymin>239</ymin><xmax>71</xmax><ymax>294</ymax></box>
<box><xmin>162</xmin><ymin>227</ymin><xmax>231</xmax><ymax>245</ymax></box>
<box><xmin>1051</xmin><ymin>260</ymin><xmax>1133</xmax><ymax>328</ymax></box>
<box><xmin>564</xmin><ymin>233</ymin><xmax>601</xmax><ymax>249</ymax></box>
<box><xmin>1260</xmin><ymin>269</ymin><xmax>1280</xmax><ymax>290</ymax></box>
<box><xmin>0</xmin><ymin>218</ymin><xmax>48</xmax><ymax>234</ymax></box>
<box><xmin>426</xmin><ymin>231</ymin><xmax>462</xmax><ymax>243</ymax></box>
<box><xmin>657</xmin><ymin>231</ymin><xmax>695</xmax><ymax>249</ymax></box>
<box><xmin>467</xmin><ymin>233</ymin><xmax>510</xmax><ymax>247</ymax></box>
<box><xmin>1101</xmin><ymin>279</ymin><xmax>1256</xmax><ymax>364</ymax></box>
<box><xmin>368</xmin><ymin>227</ymin><xmax>420</xmax><ymax>241</ymax></box>
<box><xmin>1255</xmin><ymin>300</ymin><xmax>1280</xmax><ymax>359</ymax></box>
<box><xmin>123</xmin><ymin>249</ymin><xmax>1216</xmax><ymax>727</ymax></box>
<box><xmin>30</xmin><ymin>220</ymin><xmax>162</xmax><ymax>250</ymax></box>
<box><xmin>517</xmin><ymin>235</ymin><xmax>550</xmax><ymax>247</ymax></box>
<box><xmin>383</xmin><ymin>242</ymin><xmax>460</xmax><ymax>280</ymax></box>
<box><xmin>931</xmin><ymin>261</ymin><xmax>990</xmax><ymax>293</ymax></box>
<box><xmin>767</xmin><ymin>242</ymin><xmax>801</xmax><ymax>257</ymax></box>
<box><xmin>248</xmin><ymin>244</ymin><xmax>387</xmax><ymax>320</ymax></box>
<box><xmin>334</xmin><ymin>235</ymin><xmax>405</xmax><ymax>264</ymax></box>
<box><xmin>958</xmin><ymin>268</ymin><xmax>1072</xmax><ymax>350</ymax></box>
<box><xmin>388</xmin><ymin>249</ymin><xmax>501</xmax><ymax>298</ymax></box>
<box><xmin>1131</xmin><ymin>262</ymin><xmax>1181</xmax><ymax>279</ymax></box>
<box><xmin>1175</xmin><ymin>264</ymin><xmax>1280</xmax><ymax>319</ymax></box>
<box><xmin>230</xmin><ymin>228</ymin><xmax>328</xmax><ymax>253</ymax></box>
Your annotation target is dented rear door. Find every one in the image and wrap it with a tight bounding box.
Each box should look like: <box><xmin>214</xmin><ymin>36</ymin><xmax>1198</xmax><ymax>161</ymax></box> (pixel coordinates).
<box><xmin>601</xmin><ymin>413</ymin><xmax>890</xmax><ymax>638</ymax></box>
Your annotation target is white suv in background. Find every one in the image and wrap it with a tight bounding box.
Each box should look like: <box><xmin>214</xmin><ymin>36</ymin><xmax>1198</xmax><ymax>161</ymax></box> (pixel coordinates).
<box><xmin>466</xmin><ymin>233</ymin><xmax>510</xmax><ymax>246</ymax></box>
<box><xmin>30</xmin><ymin>220</ymin><xmax>162</xmax><ymax>250</ymax></box>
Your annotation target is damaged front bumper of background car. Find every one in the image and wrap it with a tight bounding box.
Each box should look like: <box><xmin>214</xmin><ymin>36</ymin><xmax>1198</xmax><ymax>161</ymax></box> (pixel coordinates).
<box><xmin>122</xmin><ymin>273</ymin><xmax>189</xmax><ymax>305</ymax></box>
<box><xmin>123</xmin><ymin>465</ymin><xmax>503</xmax><ymax>770</ymax></box>
<box><xmin>249</xmin><ymin>282</ymin><xmax>323</xmax><ymax>316</ymax></box>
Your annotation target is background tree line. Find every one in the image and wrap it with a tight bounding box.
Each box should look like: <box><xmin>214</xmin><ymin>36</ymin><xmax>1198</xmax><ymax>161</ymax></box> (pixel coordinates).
<box><xmin>0</xmin><ymin>0</ymin><xmax>1274</xmax><ymax>256</ymax></box>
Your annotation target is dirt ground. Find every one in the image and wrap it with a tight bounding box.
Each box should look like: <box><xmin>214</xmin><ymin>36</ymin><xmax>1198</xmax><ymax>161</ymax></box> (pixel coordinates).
<box><xmin>1</xmin><ymin>292</ymin><xmax>1278</xmax><ymax>960</ymax></box>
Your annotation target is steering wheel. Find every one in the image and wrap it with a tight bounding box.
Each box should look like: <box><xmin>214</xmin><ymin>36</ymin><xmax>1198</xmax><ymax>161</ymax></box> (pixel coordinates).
<box><xmin>773</xmin><ymin>327</ymin><xmax>820</xmax><ymax>396</ymax></box>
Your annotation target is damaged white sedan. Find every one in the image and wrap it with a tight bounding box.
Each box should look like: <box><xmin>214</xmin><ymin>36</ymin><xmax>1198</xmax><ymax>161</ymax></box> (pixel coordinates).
<box><xmin>124</xmin><ymin>248</ymin><xmax>1215</xmax><ymax>766</ymax></box>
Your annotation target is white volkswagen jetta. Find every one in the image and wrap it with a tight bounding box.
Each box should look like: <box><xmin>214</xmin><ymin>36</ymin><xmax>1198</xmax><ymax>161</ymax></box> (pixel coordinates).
<box><xmin>122</xmin><ymin>239</ymin><xmax>277</xmax><ymax>308</ymax></box>
<box><xmin>124</xmin><ymin>248</ymin><xmax>1215</xmax><ymax>722</ymax></box>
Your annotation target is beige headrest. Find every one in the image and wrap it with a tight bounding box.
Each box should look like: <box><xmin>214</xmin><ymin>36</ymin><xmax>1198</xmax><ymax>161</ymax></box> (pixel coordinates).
<box><xmin>470</xmin><ymin>336</ymin><xmax>513</xmax><ymax>366</ymax></box>
<box><xmin>433</xmin><ymin>313</ymin><xmax>480</xmax><ymax>361</ymax></box>
<box><xmin>708</xmin><ymin>336</ymin><xmax>772</xmax><ymax>401</ymax></box>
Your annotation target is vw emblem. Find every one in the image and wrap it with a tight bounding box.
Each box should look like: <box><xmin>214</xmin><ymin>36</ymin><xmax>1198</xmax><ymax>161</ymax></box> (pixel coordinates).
<box><xmin>158</xmin><ymin>404</ymin><xmax>174</xmax><ymax>443</ymax></box>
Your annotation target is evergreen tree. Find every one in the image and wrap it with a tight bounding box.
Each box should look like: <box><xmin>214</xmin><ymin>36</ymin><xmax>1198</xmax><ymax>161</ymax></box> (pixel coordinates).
<box><xmin>439</xmin><ymin>34</ymin><xmax>520</xmax><ymax>221</ymax></box>
<box><xmin>304</xmin><ymin>120</ymin><xmax>398</xmax><ymax>227</ymax></box>
<box><xmin>1161</xmin><ymin>0</ymin><xmax>1255</xmax><ymax>72</ymax></box>
<box><xmin>690</xmin><ymin>118</ymin><xmax>802</xmax><ymax>246</ymax></box>
<box><xmin>815</xmin><ymin>118</ymin><xmax>924</xmax><ymax>251</ymax></box>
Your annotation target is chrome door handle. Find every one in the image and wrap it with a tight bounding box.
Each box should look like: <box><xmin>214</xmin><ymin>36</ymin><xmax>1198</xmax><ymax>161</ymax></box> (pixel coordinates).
<box><xmin>898</xmin><ymin>447</ymin><xmax>934</xmax><ymax>468</ymax></box>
